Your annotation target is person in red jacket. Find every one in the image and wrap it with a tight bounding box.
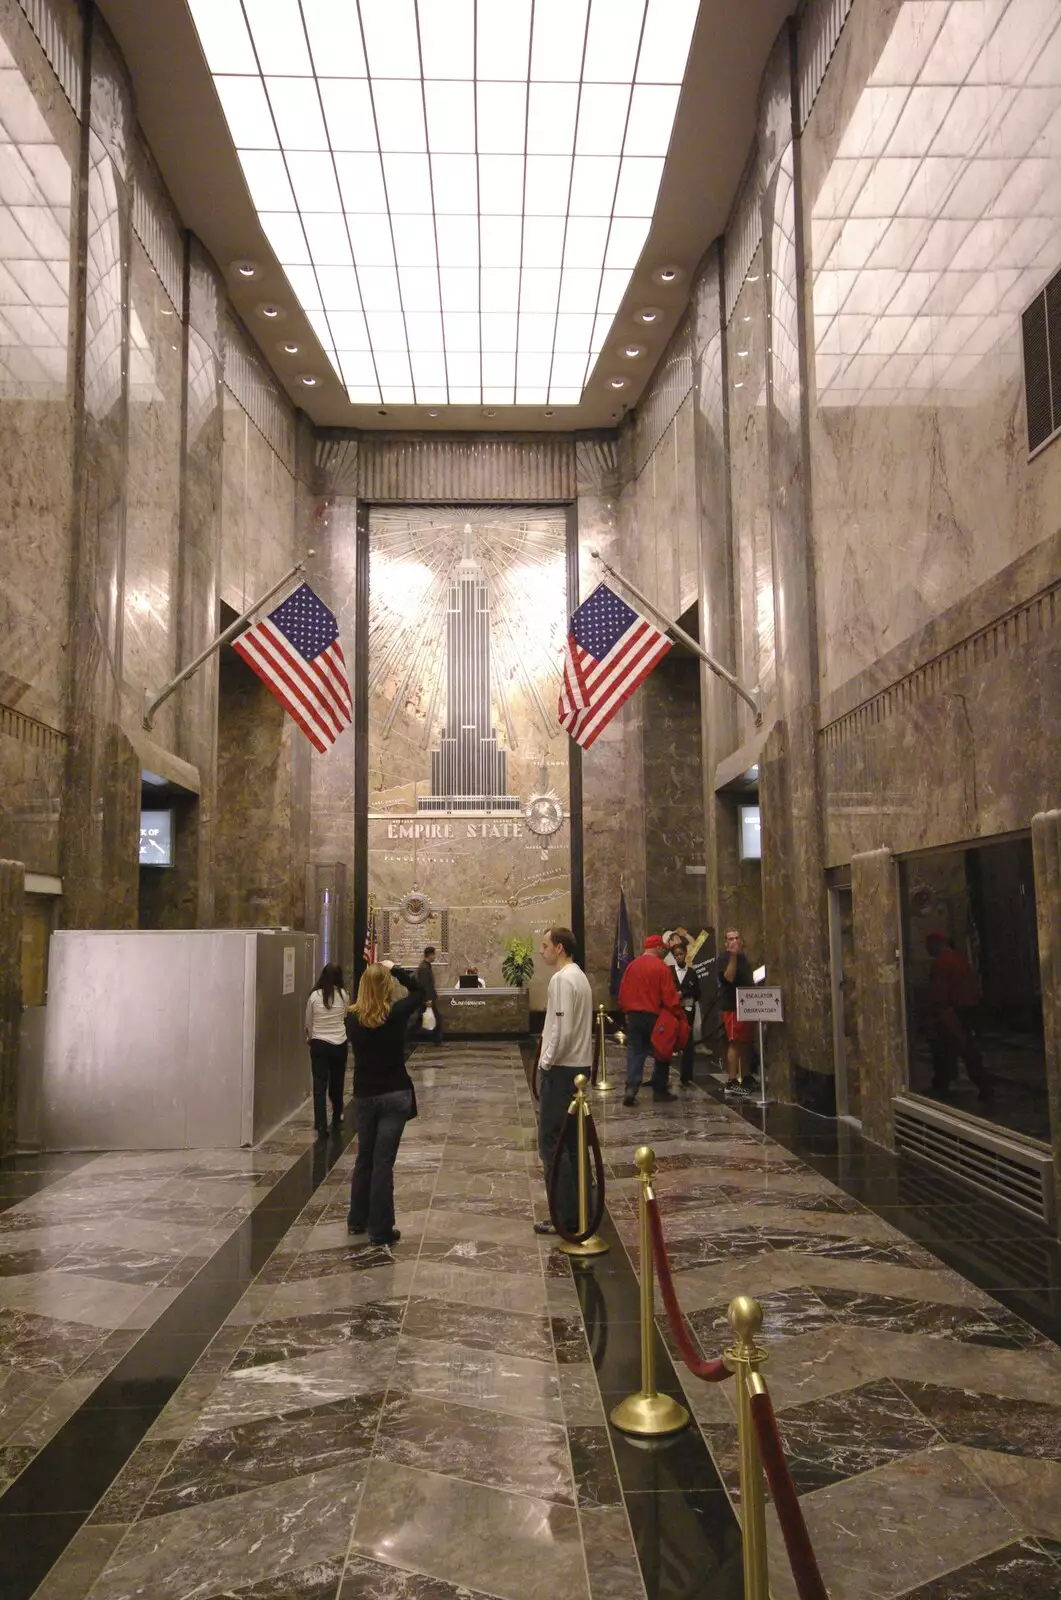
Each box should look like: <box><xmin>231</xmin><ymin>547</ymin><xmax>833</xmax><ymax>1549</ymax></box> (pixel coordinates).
<box><xmin>924</xmin><ymin>931</ymin><xmax>992</xmax><ymax>1102</ymax></box>
<box><xmin>618</xmin><ymin>934</ymin><xmax>682</xmax><ymax>1106</ymax></box>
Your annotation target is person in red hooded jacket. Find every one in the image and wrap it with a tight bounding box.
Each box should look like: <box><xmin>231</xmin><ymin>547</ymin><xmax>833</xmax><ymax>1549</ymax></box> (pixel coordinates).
<box><xmin>924</xmin><ymin>931</ymin><xmax>992</xmax><ymax>1102</ymax></box>
<box><xmin>618</xmin><ymin>934</ymin><xmax>683</xmax><ymax>1106</ymax></box>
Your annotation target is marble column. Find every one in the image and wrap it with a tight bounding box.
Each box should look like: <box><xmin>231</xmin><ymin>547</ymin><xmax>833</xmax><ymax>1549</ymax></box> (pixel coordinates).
<box><xmin>759</xmin><ymin>25</ymin><xmax>834</xmax><ymax>1107</ymax></box>
<box><xmin>851</xmin><ymin>847</ymin><xmax>905</xmax><ymax>1150</ymax></box>
<box><xmin>1031</xmin><ymin>811</ymin><xmax>1061</xmax><ymax>1230</ymax></box>
<box><xmin>692</xmin><ymin>243</ymin><xmax>742</xmax><ymax>938</ymax></box>
<box><xmin>0</xmin><ymin>858</ymin><xmax>23</xmax><ymax>1155</ymax></box>
<box><xmin>176</xmin><ymin>238</ymin><xmax>224</xmax><ymax>925</ymax></box>
<box><xmin>62</xmin><ymin>9</ymin><xmax>139</xmax><ymax>929</ymax></box>
<box><xmin>576</xmin><ymin>437</ymin><xmax>645</xmax><ymax>999</ymax></box>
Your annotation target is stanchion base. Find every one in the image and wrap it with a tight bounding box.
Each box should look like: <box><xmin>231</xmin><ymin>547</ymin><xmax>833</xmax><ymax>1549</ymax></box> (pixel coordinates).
<box><xmin>750</xmin><ymin>1096</ymin><xmax>776</xmax><ymax>1109</ymax></box>
<box><xmin>557</xmin><ymin>1234</ymin><xmax>610</xmax><ymax>1257</ymax></box>
<box><xmin>593</xmin><ymin>1081</ymin><xmax>616</xmax><ymax>1094</ymax></box>
<box><xmin>610</xmin><ymin>1390</ymin><xmax>690</xmax><ymax>1436</ymax></box>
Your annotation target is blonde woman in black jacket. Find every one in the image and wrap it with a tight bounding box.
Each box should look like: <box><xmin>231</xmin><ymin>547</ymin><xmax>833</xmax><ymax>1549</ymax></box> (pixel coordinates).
<box><xmin>345</xmin><ymin>961</ymin><xmax>421</xmax><ymax>1245</ymax></box>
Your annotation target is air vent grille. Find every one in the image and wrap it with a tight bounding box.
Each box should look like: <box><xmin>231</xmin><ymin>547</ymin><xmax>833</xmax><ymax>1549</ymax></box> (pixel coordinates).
<box><xmin>894</xmin><ymin>1096</ymin><xmax>1054</xmax><ymax>1229</ymax></box>
<box><xmin>1022</xmin><ymin>265</ymin><xmax>1061</xmax><ymax>457</ymax></box>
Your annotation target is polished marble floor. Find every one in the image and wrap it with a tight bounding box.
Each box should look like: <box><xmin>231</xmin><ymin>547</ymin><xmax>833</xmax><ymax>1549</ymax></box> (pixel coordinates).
<box><xmin>0</xmin><ymin>1043</ymin><xmax>1058</xmax><ymax>1600</ymax></box>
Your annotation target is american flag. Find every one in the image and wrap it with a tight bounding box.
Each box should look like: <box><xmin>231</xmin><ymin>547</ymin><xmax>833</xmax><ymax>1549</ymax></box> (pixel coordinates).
<box><xmin>362</xmin><ymin>904</ymin><xmax>378</xmax><ymax>966</ymax></box>
<box><xmin>232</xmin><ymin>583</ymin><xmax>351</xmax><ymax>753</ymax></box>
<box><xmin>558</xmin><ymin>583</ymin><xmax>672</xmax><ymax>748</ymax></box>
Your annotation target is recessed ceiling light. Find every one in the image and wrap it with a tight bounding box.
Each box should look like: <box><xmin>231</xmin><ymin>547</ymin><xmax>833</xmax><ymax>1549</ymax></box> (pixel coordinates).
<box><xmin>653</xmin><ymin>265</ymin><xmax>683</xmax><ymax>286</ymax></box>
<box><xmin>427</xmin><ymin>409</ymin><xmax>440</xmax><ymax>418</ymax></box>
<box><xmin>298</xmin><ymin>373</ymin><xmax>319</xmax><ymax>387</ymax></box>
<box><xmin>232</xmin><ymin>259</ymin><xmax>259</xmax><ymax>279</ymax></box>
<box><xmin>543</xmin><ymin>408</ymin><xmax>555</xmax><ymax>417</ymax></box>
<box><xmin>735</xmin><ymin>381</ymin><xmax>744</xmax><ymax>388</ymax></box>
<box><xmin>737</xmin><ymin>349</ymin><xmax>749</xmax><ymax>357</ymax></box>
<box><xmin>609</xmin><ymin>376</ymin><xmax>628</xmax><ymax>389</ymax></box>
<box><xmin>280</xmin><ymin>341</ymin><xmax>300</xmax><ymax>354</ymax></box>
<box><xmin>620</xmin><ymin>343</ymin><xmax>646</xmax><ymax>360</ymax></box>
<box><xmin>636</xmin><ymin>307</ymin><xmax>662</xmax><ymax>325</ymax></box>
<box><xmin>257</xmin><ymin>302</ymin><xmax>284</xmax><ymax>320</ymax></box>
<box><xmin>377</xmin><ymin>409</ymin><xmax>388</xmax><ymax>417</ymax></box>
<box><xmin>483</xmin><ymin>408</ymin><xmax>497</xmax><ymax>418</ymax></box>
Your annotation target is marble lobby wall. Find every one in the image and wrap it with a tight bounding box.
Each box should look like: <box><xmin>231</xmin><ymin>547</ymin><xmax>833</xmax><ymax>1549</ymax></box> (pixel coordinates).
<box><xmin>121</xmin><ymin>224</ymin><xmax>182</xmax><ymax>750</ymax></box>
<box><xmin>0</xmin><ymin>0</ymin><xmax>80</xmax><ymax>874</ymax></box>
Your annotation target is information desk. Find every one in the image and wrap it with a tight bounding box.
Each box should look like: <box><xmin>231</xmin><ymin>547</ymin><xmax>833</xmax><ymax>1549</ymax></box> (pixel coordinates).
<box><xmin>435</xmin><ymin>986</ymin><xmax>530</xmax><ymax>1035</ymax></box>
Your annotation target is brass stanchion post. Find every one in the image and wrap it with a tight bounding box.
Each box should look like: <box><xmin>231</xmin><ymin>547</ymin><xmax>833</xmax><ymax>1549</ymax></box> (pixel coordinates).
<box><xmin>557</xmin><ymin>1074</ymin><xmax>609</xmax><ymax>1258</ymax></box>
<box><xmin>610</xmin><ymin>1147</ymin><xmax>690</xmax><ymax>1436</ymax></box>
<box><xmin>595</xmin><ymin>1005</ymin><xmax>615</xmax><ymax>1093</ymax></box>
<box><xmin>726</xmin><ymin>1295</ymin><xmax>770</xmax><ymax>1600</ymax></box>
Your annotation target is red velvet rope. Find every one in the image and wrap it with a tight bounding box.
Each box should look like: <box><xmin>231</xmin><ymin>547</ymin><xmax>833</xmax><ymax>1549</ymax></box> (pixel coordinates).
<box><xmin>750</xmin><ymin>1387</ymin><xmax>829</xmax><ymax>1600</ymax></box>
<box><xmin>646</xmin><ymin>1196</ymin><xmax>731</xmax><ymax>1383</ymax></box>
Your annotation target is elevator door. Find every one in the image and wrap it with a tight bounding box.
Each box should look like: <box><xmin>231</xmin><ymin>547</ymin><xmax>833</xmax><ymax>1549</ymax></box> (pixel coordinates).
<box><xmin>829</xmin><ymin>886</ymin><xmax>861</xmax><ymax>1120</ymax></box>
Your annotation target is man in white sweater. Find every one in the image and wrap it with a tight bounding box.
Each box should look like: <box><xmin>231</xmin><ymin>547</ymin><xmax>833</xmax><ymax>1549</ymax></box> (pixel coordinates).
<box><xmin>534</xmin><ymin>927</ymin><xmax>594</xmax><ymax>1237</ymax></box>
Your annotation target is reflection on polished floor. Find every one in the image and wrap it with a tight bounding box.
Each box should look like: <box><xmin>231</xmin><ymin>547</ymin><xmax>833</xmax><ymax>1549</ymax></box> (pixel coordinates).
<box><xmin>0</xmin><ymin>1043</ymin><xmax>1059</xmax><ymax>1600</ymax></box>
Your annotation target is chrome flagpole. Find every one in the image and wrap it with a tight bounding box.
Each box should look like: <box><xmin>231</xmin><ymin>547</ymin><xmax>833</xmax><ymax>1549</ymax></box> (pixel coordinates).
<box><xmin>142</xmin><ymin>552</ymin><xmax>314</xmax><ymax>730</ymax></box>
<box><xmin>589</xmin><ymin>548</ymin><xmax>760</xmax><ymax>721</ymax></box>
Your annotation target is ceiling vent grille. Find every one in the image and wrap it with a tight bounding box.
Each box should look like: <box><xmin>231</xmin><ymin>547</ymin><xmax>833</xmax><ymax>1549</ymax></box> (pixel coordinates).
<box><xmin>1022</xmin><ymin>265</ymin><xmax>1061</xmax><ymax>458</ymax></box>
<box><xmin>894</xmin><ymin>1095</ymin><xmax>1055</xmax><ymax>1229</ymax></box>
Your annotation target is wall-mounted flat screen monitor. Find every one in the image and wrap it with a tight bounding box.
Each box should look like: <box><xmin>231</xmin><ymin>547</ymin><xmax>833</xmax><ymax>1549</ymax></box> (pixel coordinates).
<box><xmin>139</xmin><ymin>809</ymin><xmax>173</xmax><ymax>867</ymax></box>
<box><xmin>738</xmin><ymin>804</ymin><xmax>761</xmax><ymax>862</ymax></box>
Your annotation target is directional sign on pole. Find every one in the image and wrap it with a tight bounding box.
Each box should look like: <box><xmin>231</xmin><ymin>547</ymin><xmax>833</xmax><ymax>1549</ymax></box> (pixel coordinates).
<box><xmin>736</xmin><ymin>987</ymin><xmax>783</xmax><ymax>1022</ymax></box>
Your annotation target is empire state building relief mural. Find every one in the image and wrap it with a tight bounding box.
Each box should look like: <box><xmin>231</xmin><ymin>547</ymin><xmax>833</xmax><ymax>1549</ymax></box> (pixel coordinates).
<box><xmin>367</xmin><ymin>506</ymin><xmax>571</xmax><ymax>1003</ymax></box>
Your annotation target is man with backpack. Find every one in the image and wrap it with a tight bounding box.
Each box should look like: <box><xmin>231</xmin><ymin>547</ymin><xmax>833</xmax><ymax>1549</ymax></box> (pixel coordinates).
<box><xmin>618</xmin><ymin>934</ymin><xmax>684</xmax><ymax>1106</ymax></box>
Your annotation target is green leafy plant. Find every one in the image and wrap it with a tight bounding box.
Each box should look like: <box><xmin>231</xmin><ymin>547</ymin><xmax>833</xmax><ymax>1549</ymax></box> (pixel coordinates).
<box><xmin>501</xmin><ymin>935</ymin><xmax>535</xmax><ymax>988</ymax></box>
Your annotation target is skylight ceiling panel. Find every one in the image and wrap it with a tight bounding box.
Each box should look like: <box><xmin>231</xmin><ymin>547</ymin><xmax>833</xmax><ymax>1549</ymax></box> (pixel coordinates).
<box><xmin>238</xmin><ymin>149</ymin><xmax>296</xmax><ymax>211</ymax></box>
<box><xmin>584</xmin><ymin>0</ymin><xmax>645</xmax><ymax>81</ymax></box>
<box><xmin>411</xmin><ymin>350</ymin><xmax>447</xmax><ymax>388</ymax></box>
<box><xmin>334</xmin><ymin>152</ymin><xmax>388</xmax><ymax>211</ymax></box>
<box><xmin>522</xmin><ymin>218</ymin><xmax>565</xmax><ymax>270</ymax></box>
<box><xmin>265</xmin><ymin>79</ymin><xmax>329</xmax><ymax>148</ymax></box>
<box><xmin>360</xmin><ymin>0</ymin><xmax>420</xmax><ymax>77</ymax></box>
<box><xmin>301</xmin><ymin>0</ymin><xmax>368</xmax><ymax>76</ymax></box>
<box><xmin>359</xmin><ymin>264</ymin><xmax>402</xmax><ymax>308</ymax></box>
<box><xmin>261</xmin><ymin>211</ymin><xmax>311</xmax><ymax>263</ymax></box>
<box><xmin>478</xmin><ymin>0</ymin><xmax>531</xmax><ymax>79</ymax></box>
<box><xmin>418</xmin><ymin>0</ymin><xmax>474</xmax><ymax>78</ymax></box>
<box><xmin>328</xmin><ymin>310</ymin><xmax>371</xmax><ymax>348</ymax></box>
<box><xmin>430</xmin><ymin>154</ymin><xmax>478</xmax><ymax>215</ymax></box>
<box><xmin>530</xmin><ymin>0</ymin><xmax>589</xmax><ymax>82</ymax></box>
<box><xmin>339</xmin><ymin>350</ymin><xmax>378</xmax><ymax>386</ymax></box>
<box><xmin>551</xmin><ymin>351</ymin><xmax>590</xmax><ymax>388</ymax></box>
<box><xmin>313</xmin><ymin>265</ymin><xmax>359</xmax><ymax>308</ymax></box>
<box><xmin>287</xmin><ymin>151</ymin><xmax>342</xmax><ymax>212</ymax></box>
<box><xmin>351</xmin><ymin>215</ymin><xmax>397</xmax><ymax>266</ymax></box>
<box><xmin>424</xmin><ymin>82</ymin><xmax>476</xmax><ymax>153</ymax></box>
<box><xmin>398</xmin><ymin>269</ymin><xmax>441</xmax><ymax>312</ymax></box>
<box><xmin>215</xmin><ymin>77</ymin><xmax>277</xmax><ymax>148</ymax></box>
<box><xmin>382</xmin><ymin>152</ymin><xmax>433</xmax><ymax>213</ymax></box>
<box><xmin>613</xmin><ymin>157</ymin><xmax>664</xmax><ymax>216</ymax></box>
<box><xmin>447</xmin><ymin>351</ymin><xmax>480</xmax><ymax>385</ymax></box>
<box><xmin>481</xmin><ymin>313</ymin><xmax>517</xmax><ymax>353</ymax></box>
<box><xmin>245</xmin><ymin>0</ymin><xmax>312</xmax><ymax>74</ymax></box>
<box><xmin>303</xmin><ymin>213</ymin><xmax>354</xmax><ymax>264</ymax></box>
<box><xmin>319</xmin><ymin>81</ymin><xmax>377</xmax><ymax>151</ymax></box>
<box><xmin>404</xmin><ymin>308</ymin><xmax>444</xmax><ymax>347</ymax></box>
<box><xmin>191</xmin><ymin>0</ymin><xmax>700</xmax><ymax>409</ymax></box>
<box><xmin>527</xmin><ymin>84</ymin><xmax>579</xmax><ymax>155</ymax></box>
<box><xmin>480</xmin><ymin>216</ymin><xmax>523</xmax><ymax>269</ymax></box>
<box><xmin>373</xmin><ymin>81</ymin><xmax>427</xmax><ymax>152</ymax></box>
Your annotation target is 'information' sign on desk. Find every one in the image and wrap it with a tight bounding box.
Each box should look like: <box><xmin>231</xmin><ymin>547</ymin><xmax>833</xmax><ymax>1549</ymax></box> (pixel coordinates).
<box><xmin>736</xmin><ymin>986</ymin><xmax>784</xmax><ymax>1022</ymax></box>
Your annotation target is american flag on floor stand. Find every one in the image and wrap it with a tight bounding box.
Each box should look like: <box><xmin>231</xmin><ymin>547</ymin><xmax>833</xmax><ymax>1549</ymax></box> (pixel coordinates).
<box><xmin>232</xmin><ymin>583</ymin><xmax>351</xmax><ymax>753</ymax></box>
<box><xmin>362</xmin><ymin>903</ymin><xmax>378</xmax><ymax>966</ymax></box>
<box><xmin>558</xmin><ymin>582</ymin><xmax>672</xmax><ymax>749</ymax></box>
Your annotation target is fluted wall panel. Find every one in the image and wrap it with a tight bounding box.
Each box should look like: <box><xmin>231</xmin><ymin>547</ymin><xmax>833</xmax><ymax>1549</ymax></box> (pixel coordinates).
<box><xmin>357</xmin><ymin>435</ymin><xmax>575</xmax><ymax>502</ymax></box>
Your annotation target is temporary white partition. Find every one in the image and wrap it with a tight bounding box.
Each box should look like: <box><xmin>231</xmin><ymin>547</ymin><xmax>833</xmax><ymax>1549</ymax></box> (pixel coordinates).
<box><xmin>40</xmin><ymin>929</ymin><xmax>317</xmax><ymax>1150</ymax></box>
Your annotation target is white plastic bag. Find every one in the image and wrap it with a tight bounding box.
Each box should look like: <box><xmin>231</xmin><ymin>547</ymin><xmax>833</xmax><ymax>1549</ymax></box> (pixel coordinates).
<box><xmin>421</xmin><ymin>1004</ymin><xmax>436</xmax><ymax>1032</ymax></box>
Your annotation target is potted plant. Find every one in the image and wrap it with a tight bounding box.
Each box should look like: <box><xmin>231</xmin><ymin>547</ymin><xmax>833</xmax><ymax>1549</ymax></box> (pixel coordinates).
<box><xmin>501</xmin><ymin>935</ymin><xmax>535</xmax><ymax>989</ymax></box>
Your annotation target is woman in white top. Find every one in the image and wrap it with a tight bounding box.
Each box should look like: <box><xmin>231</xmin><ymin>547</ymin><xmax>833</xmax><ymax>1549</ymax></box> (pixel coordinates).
<box><xmin>304</xmin><ymin>964</ymin><xmax>350</xmax><ymax>1139</ymax></box>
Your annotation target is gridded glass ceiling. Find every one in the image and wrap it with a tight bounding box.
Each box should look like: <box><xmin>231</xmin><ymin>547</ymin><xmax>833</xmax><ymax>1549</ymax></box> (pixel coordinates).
<box><xmin>187</xmin><ymin>0</ymin><xmax>700</xmax><ymax>406</ymax></box>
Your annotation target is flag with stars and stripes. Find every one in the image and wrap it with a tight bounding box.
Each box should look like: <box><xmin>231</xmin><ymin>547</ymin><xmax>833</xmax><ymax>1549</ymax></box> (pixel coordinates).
<box><xmin>558</xmin><ymin>583</ymin><xmax>672</xmax><ymax>749</ymax></box>
<box><xmin>232</xmin><ymin>582</ymin><xmax>351</xmax><ymax>753</ymax></box>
